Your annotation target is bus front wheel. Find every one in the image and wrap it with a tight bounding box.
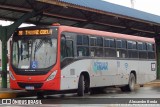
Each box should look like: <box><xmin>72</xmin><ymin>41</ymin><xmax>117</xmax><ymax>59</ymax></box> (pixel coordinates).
<box><xmin>77</xmin><ymin>75</ymin><xmax>85</xmax><ymax>96</ymax></box>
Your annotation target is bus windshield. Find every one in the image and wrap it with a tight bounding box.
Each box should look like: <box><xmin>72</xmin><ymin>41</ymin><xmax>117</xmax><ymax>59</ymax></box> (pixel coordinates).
<box><xmin>12</xmin><ymin>37</ymin><xmax>57</xmax><ymax>69</ymax></box>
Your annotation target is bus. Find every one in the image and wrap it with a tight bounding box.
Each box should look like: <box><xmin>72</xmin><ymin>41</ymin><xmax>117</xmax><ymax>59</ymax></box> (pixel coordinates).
<box><xmin>9</xmin><ymin>25</ymin><xmax>156</xmax><ymax>96</ymax></box>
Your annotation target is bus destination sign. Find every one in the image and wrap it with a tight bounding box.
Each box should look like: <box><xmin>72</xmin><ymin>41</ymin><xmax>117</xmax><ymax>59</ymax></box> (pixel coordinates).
<box><xmin>18</xmin><ymin>29</ymin><xmax>52</xmax><ymax>36</ymax></box>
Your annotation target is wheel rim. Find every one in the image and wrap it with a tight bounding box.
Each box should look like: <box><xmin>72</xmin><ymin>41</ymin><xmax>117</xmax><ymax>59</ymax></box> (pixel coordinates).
<box><xmin>83</xmin><ymin>79</ymin><xmax>86</xmax><ymax>92</ymax></box>
<box><xmin>130</xmin><ymin>75</ymin><xmax>135</xmax><ymax>90</ymax></box>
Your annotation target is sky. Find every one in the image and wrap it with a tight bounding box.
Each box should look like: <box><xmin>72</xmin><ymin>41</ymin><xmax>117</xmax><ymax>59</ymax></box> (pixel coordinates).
<box><xmin>0</xmin><ymin>20</ymin><xmax>34</xmax><ymax>27</ymax></box>
<box><xmin>104</xmin><ymin>0</ymin><xmax>160</xmax><ymax>16</ymax></box>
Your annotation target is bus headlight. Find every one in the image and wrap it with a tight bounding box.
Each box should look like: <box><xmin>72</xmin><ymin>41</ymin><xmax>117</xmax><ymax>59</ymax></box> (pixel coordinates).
<box><xmin>9</xmin><ymin>71</ymin><xmax>16</xmax><ymax>80</ymax></box>
<box><xmin>46</xmin><ymin>70</ymin><xmax>57</xmax><ymax>81</ymax></box>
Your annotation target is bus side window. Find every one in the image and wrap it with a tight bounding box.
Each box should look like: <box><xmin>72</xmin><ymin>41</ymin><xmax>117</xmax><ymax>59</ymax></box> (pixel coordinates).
<box><xmin>96</xmin><ymin>37</ymin><xmax>103</xmax><ymax>57</ymax></box>
<box><xmin>104</xmin><ymin>38</ymin><xmax>116</xmax><ymax>57</ymax></box>
<box><xmin>77</xmin><ymin>35</ymin><xmax>89</xmax><ymax>57</ymax></box>
<box><xmin>138</xmin><ymin>42</ymin><xmax>147</xmax><ymax>59</ymax></box>
<box><xmin>116</xmin><ymin>39</ymin><xmax>127</xmax><ymax>58</ymax></box>
<box><xmin>61</xmin><ymin>36</ymin><xmax>74</xmax><ymax>61</ymax></box>
<box><xmin>66</xmin><ymin>40</ymin><xmax>74</xmax><ymax>57</ymax></box>
<box><xmin>89</xmin><ymin>37</ymin><xmax>97</xmax><ymax>57</ymax></box>
<box><xmin>147</xmin><ymin>43</ymin><xmax>155</xmax><ymax>59</ymax></box>
<box><xmin>127</xmin><ymin>41</ymin><xmax>138</xmax><ymax>59</ymax></box>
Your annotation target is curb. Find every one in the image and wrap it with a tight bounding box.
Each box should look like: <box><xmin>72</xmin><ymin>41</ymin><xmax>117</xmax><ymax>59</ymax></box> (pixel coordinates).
<box><xmin>0</xmin><ymin>92</ymin><xmax>17</xmax><ymax>99</ymax></box>
<box><xmin>0</xmin><ymin>90</ymin><xmax>37</xmax><ymax>99</ymax></box>
<box><xmin>144</xmin><ymin>82</ymin><xmax>160</xmax><ymax>87</ymax></box>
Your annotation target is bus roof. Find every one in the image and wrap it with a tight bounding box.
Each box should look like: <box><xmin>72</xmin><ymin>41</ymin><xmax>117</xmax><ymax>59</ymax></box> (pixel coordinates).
<box><xmin>58</xmin><ymin>26</ymin><xmax>155</xmax><ymax>43</ymax></box>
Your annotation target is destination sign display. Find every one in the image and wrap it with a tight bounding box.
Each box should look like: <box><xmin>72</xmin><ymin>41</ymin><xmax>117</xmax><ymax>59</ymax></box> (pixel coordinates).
<box><xmin>18</xmin><ymin>29</ymin><xmax>52</xmax><ymax>36</ymax></box>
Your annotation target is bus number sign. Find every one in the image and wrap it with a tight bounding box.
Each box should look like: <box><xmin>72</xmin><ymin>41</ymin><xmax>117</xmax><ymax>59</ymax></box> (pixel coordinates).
<box><xmin>18</xmin><ymin>29</ymin><xmax>52</xmax><ymax>36</ymax></box>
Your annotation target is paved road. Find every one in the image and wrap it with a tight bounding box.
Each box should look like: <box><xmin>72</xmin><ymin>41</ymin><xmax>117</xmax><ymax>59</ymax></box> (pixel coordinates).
<box><xmin>1</xmin><ymin>86</ymin><xmax>160</xmax><ymax>107</ymax></box>
<box><xmin>39</xmin><ymin>86</ymin><xmax>160</xmax><ymax>98</ymax></box>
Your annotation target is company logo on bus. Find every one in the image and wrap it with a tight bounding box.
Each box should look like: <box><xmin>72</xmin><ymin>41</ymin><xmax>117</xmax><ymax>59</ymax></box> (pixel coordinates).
<box><xmin>18</xmin><ymin>29</ymin><xmax>52</xmax><ymax>36</ymax></box>
<box><xmin>93</xmin><ymin>61</ymin><xmax>108</xmax><ymax>72</ymax></box>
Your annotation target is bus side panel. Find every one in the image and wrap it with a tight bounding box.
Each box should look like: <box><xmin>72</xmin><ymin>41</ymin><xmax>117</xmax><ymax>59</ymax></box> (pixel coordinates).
<box><xmin>60</xmin><ymin>59</ymin><xmax>157</xmax><ymax>90</ymax></box>
<box><xmin>116</xmin><ymin>60</ymin><xmax>156</xmax><ymax>85</ymax></box>
<box><xmin>90</xmin><ymin>59</ymin><xmax>117</xmax><ymax>87</ymax></box>
<box><xmin>60</xmin><ymin>60</ymin><xmax>91</xmax><ymax>90</ymax></box>
<box><xmin>137</xmin><ymin>60</ymin><xmax>156</xmax><ymax>84</ymax></box>
<box><xmin>60</xmin><ymin>59</ymin><xmax>117</xmax><ymax>90</ymax></box>
<box><xmin>115</xmin><ymin>60</ymin><xmax>138</xmax><ymax>85</ymax></box>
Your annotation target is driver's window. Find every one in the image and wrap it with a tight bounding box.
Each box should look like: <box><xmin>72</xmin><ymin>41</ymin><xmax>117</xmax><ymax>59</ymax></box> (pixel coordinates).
<box><xmin>60</xmin><ymin>35</ymin><xmax>74</xmax><ymax>61</ymax></box>
<box><xmin>66</xmin><ymin>40</ymin><xmax>74</xmax><ymax>57</ymax></box>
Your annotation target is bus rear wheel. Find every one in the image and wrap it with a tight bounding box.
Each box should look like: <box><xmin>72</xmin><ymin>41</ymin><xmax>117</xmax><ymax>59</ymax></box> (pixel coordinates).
<box><xmin>77</xmin><ymin>75</ymin><xmax>85</xmax><ymax>96</ymax></box>
<box><xmin>121</xmin><ymin>73</ymin><xmax>136</xmax><ymax>92</ymax></box>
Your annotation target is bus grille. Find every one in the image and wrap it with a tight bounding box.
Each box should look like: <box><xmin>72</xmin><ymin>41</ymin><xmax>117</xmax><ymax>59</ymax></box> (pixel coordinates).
<box><xmin>17</xmin><ymin>82</ymin><xmax>43</xmax><ymax>89</ymax></box>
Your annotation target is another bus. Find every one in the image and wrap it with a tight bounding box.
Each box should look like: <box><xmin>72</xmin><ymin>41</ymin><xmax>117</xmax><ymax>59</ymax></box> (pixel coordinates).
<box><xmin>10</xmin><ymin>25</ymin><xmax>156</xmax><ymax>96</ymax></box>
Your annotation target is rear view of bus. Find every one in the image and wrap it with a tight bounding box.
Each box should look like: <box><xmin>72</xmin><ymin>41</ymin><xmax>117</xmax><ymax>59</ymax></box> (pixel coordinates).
<box><xmin>10</xmin><ymin>27</ymin><xmax>61</xmax><ymax>91</ymax></box>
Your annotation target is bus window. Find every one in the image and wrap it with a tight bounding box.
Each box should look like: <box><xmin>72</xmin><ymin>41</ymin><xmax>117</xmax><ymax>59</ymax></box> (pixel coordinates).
<box><xmin>96</xmin><ymin>37</ymin><xmax>103</xmax><ymax>57</ymax></box>
<box><xmin>77</xmin><ymin>35</ymin><xmax>89</xmax><ymax>46</ymax></box>
<box><xmin>127</xmin><ymin>41</ymin><xmax>138</xmax><ymax>58</ymax></box>
<box><xmin>96</xmin><ymin>48</ymin><xmax>103</xmax><ymax>57</ymax></box>
<box><xmin>66</xmin><ymin>40</ymin><xmax>74</xmax><ymax>57</ymax></box>
<box><xmin>77</xmin><ymin>35</ymin><xmax>82</xmax><ymax>45</ymax></box>
<box><xmin>90</xmin><ymin>48</ymin><xmax>96</xmax><ymax>57</ymax></box>
<box><xmin>147</xmin><ymin>43</ymin><xmax>153</xmax><ymax>51</ymax></box>
<box><xmin>127</xmin><ymin>41</ymin><xmax>133</xmax><ymax>49</ymax></box>
<box><xmin>116</xmin><ymin>40</ymin><xmax>122</xmax><ymax>48</ymax></box>
<box><xmin>77</xmin><ymin>46</ymin><xmax>89</xmax><ymax>57</ymax></box>
<box><xmin>116</xmin><ymin>39</ymin><xmax>126</xmax><ymax>49</ymax></box>
<box><xmin>122</xmin><ymin>40</ymin><xmax>126</xmax><ymax>49</ymax></box>
<box><xmin>77</xmin><ymin>35</ymin><xmax>89</xmax><ymax>57</ymax></box>
<box><xmin>104</xmin><ymin>48</ymin><xmax>116</xmax><ymax>57</ymax></box>
<box><xmin>142</xmin><ymin>43</ymin><xmax>147</xmax><ymax>50</ymax></box>
<box><xmin>12</xmin><ymin>42</ymin><xmax>19</xmax><ymax>67</ymax></box>
<box><xmin>83</xmin><ymin>36</ymin><xmax>89</xmax><ymax>46</ymax></box>
<box><xmin>61</xmin><ymin>37</ymin><xmax>74</xmax><ymax>61</ymax></box>
<box><xmin>147</xmin><ymin>43</ymin><xmax>155</xmax><ymax>59</ymax></box>
<box><xmin>138</xmin><ymin>42</ymin><xmax>143</xmax><ymax>50</ymax></box>
<box><xmin>116</xmin><ymin>40</ymin><xmax>127</xmax><ymax>58</ymax></box>
<box><xmin>132</xmin><ymin>41</ymin><xmax>137</xmax><ymax>49</ymax></box>
<box><xmin>104</xmin><ymin>39</ymin><xmax>110</xmax><ymax>47</ymax></box>
<box><xmin>104</xmin><ymin>38</ymin><xmax>116</xmax><ymax>57</ymax></box>
<box><xmin>90</xmin><ymin>37</ymin><xmax>97</xmax><ymax>46</ymax></box>
<box><xmin>110</xmin><ymin>39</ymin><xmax>115</xmax><ymax>48</ymax></box>
<box><xmin>138</xmin><ymin>42</ymin><xmax>147</xmax><ymax>59</ymax></box>
<box><xmin>97</xmin><ymin>37</ymin><xmax>103</xmax><ymax>47</ymax></box>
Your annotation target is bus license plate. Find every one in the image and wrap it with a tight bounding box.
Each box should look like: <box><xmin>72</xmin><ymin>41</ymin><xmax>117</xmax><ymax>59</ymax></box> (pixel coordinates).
<box><xmin>25</xmin><ymin>86</ymin><xmax>35</xmax><ymax>90</ymax></box>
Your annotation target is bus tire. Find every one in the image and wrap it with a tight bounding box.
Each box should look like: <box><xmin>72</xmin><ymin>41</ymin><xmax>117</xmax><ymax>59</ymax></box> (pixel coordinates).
<box><xmin>120</xmin><ymin>73</ymin><xmax>136</xmax><ymax>92</ymax></box>
<box><xmin>77</xmin><ymin>75</ymin><xmax>85</xmax><ymax>96</ymax></box>
<box><xmin>126</xmin><ymin>73</ymin><xmax>136</xmax><ymax>91</ymax></box>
